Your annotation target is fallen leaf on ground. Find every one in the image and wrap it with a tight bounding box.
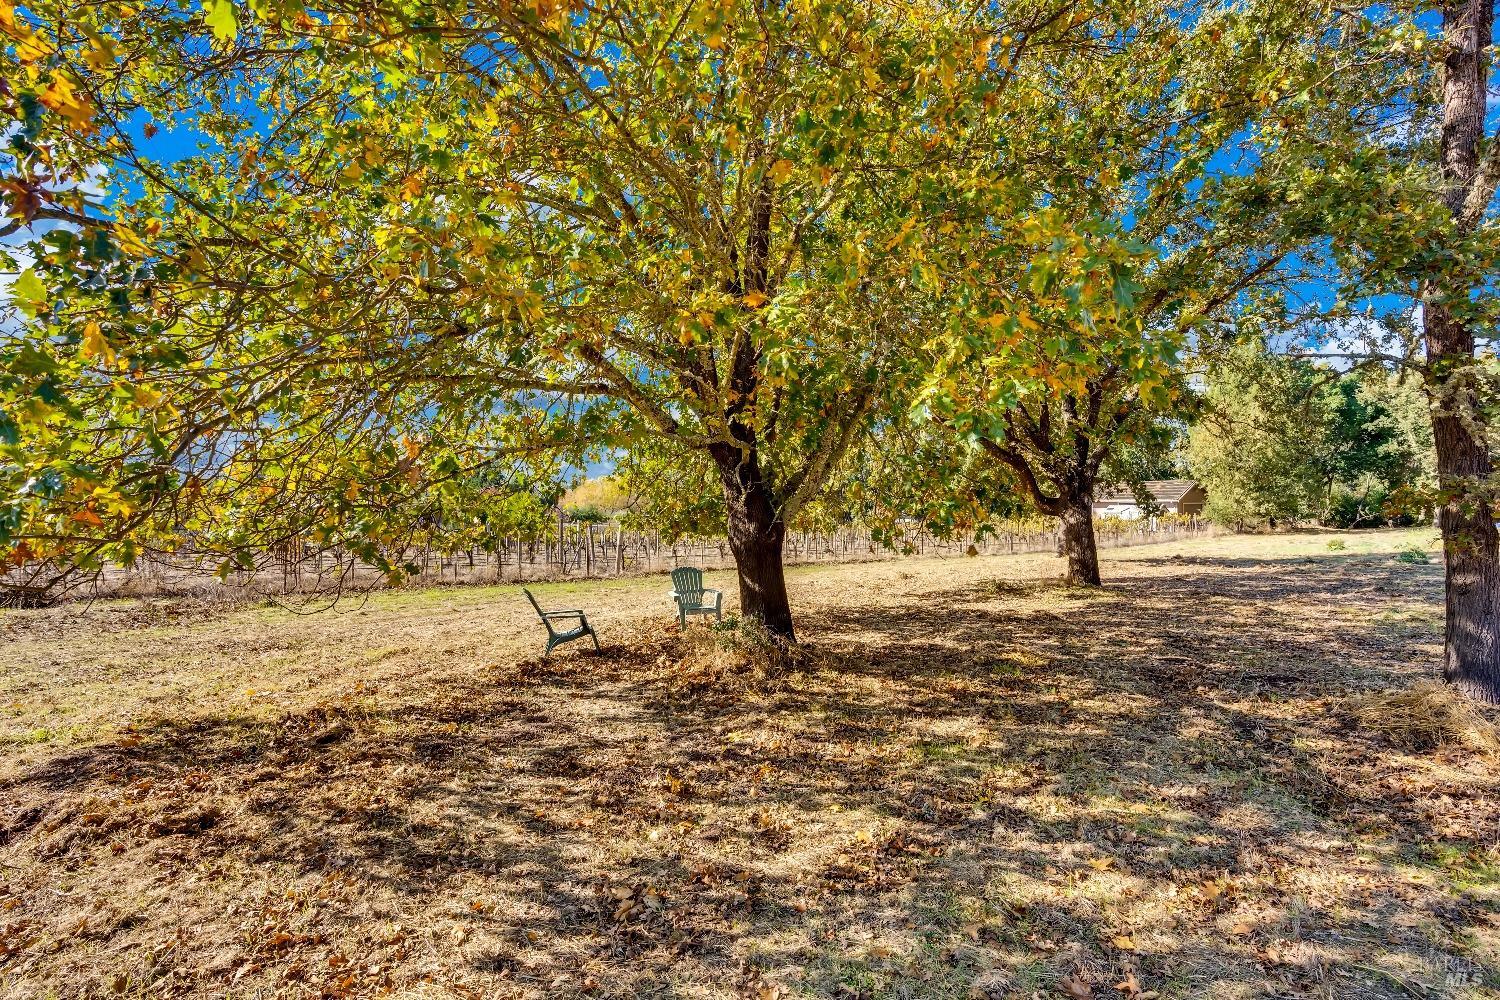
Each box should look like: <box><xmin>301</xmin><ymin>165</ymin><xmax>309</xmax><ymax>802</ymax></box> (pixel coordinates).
<box><xmin>1060</xmin><ymin>974</ymin><xmax>1094</xmax><ymax>998</ymax></box>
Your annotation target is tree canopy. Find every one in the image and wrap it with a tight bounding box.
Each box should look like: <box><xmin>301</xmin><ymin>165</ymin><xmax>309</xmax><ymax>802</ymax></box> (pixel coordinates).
<box><xmin>2</xmin><ymin>0</ymin><xmax>1001</xmax><ymax>631</ymax></box>
<box><xmin>910</xmin><ymin>0</ymin><xmax>1413</xmax><ymax>583</ymax></box>
<box><xmin>0</xmin><ymin>0</ymin><xmax>1485</xmax><ymax>663</ymax></box>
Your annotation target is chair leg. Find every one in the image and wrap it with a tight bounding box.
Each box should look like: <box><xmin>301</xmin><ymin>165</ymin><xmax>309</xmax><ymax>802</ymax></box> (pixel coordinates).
<box><xmin>590</xmin><ymin>629</ymin><xmax>600</xmax><ymax>651</ymax></box>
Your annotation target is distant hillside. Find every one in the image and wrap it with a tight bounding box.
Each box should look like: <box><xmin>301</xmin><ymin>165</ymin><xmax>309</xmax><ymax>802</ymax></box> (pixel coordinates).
<box><xmin>562</xmin><ymin>476</ymin><xmax>630</xmax><ymax>516</ymax></box>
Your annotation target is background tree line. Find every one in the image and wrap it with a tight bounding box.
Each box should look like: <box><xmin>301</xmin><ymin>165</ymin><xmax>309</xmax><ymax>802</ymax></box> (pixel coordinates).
<box><xmin>1188</xmin><ymin>346</ymin><xmax>1436</xmax><ymax>529</ymax></box>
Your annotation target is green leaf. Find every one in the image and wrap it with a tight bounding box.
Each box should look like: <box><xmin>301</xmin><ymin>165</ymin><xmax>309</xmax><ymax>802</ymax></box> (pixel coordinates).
<box><xmin>205</xmin><ymin>0</ymin><xmax>238</xmax><ymax>42</ymax></box>
<box><xmin>12</xmin><ymin>268</ymin><xmax>45</xmax><ymax>307</ymax></box>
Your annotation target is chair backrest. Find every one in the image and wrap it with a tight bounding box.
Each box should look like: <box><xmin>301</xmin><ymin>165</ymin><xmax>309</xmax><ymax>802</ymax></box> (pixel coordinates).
<box><xmin>671</xmin><ymin>566</ymin><xmax>706</xmax><ymax>607</ymax></box>
<box><xmin>522</xmin><ymin>587</ymin><xmax>547</xmax><ymax>621</ymax></box>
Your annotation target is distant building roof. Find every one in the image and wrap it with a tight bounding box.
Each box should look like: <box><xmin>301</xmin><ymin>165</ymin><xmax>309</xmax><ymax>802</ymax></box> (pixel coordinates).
<box><xmin>1093</xmin><ymin>480</ymin><xmax>1202</xmax><ymax>506</ymax></box>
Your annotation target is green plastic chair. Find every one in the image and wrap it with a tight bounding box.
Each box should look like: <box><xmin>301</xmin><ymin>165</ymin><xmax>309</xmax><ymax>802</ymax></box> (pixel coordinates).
<box><xmin>669</xmin><ymin>567</ymin><xmax>723</xmax><ymax>627</ymax></box>
<box><xmin>523</xmin><ymin>588</ymin><xmax>600</xmax><ymax>657</ymax></box>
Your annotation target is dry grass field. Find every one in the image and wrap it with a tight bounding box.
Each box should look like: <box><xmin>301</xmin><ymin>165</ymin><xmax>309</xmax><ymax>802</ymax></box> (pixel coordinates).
<box><xmin>2</xmin><ymin>527</ymin><xmax>1498</xmax><ymax>1000</ymax></box>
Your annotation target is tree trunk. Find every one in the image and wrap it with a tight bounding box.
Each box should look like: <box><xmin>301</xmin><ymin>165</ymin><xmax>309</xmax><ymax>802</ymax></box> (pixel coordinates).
<box><xmin>1424</xmin><ymin>0</ymin><xmax>1499</xmax><ymax>700</ymax></box>
<box><xmin>1427</xmin><ymin>302</ymin><xmax>1500</xmax><ymax>701</ymax></box>
<box><xmin>713</xmin><ymin>446</ymin><xmax>796</xmax><ymax>641</ymax></box>
<box><xmin>1058</xmin><ymin>495</ymin><xmax>1101</xmax><ymax>586</ymax></box>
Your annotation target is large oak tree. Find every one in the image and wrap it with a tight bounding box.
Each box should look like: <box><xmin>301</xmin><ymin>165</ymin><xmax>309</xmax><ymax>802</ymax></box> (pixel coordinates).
<box><xmin>1420</xmin><ymin>0</ymin><xmax>1500</xmax><ymax>698</ymax></box>
<box><xmin>0</xmin><ymin>0</ymin><xmax>1038</xmax><ymax>636</ymax></box>
<box><xmin>917</xmin><ymin>0</ymin><xmax>1411</xmax><ymax>585</ymax></box>
<box><xmin>1295</xmin><ymin>0</ymin><xmax>1500</xmax><ymax>698</ymax></box>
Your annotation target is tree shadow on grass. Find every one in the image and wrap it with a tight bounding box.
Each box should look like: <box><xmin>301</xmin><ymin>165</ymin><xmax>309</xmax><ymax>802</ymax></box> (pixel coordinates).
<box><xmin>0</xmin><ymin>549</ymin><xmax>1492</xmax><ymax>1000</ymax></box>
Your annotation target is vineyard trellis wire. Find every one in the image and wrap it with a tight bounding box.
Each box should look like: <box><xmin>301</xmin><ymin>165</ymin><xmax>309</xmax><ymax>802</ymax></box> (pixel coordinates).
<box><xmin>87</xmin><ymin>514</ymin><xmax>1216</xmax><ymax>599</ymax></box>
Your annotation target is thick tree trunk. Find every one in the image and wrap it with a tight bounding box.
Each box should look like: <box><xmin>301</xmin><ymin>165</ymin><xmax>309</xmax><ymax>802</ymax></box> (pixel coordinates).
<box><xmin>1058</xmin><ymin>495</ymin><xmax>1101</xmax><ymax>586</ymax></box>
<box><xmin>713</xmin><ymin>446</ymin><xmax>796</xmax><ymax>642</ymax></box>
<box><xmin>1425</xmin><ymin>0</ymin><xmax>1500</xmax><ymax>700</ymax></box>
<box><xmin>1427</xmin><ymin>303</ymin><xmax>1500</xmax><ymax>701</ymax></box>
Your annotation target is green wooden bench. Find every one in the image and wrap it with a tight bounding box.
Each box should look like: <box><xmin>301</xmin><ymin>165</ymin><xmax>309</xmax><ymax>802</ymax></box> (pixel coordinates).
<box><xmin>669</xmin><ymin>566</ymin><xmax>723</xmax><ymax>628</ymax></box>
<box><xmin>523</xmin><ymin>587</ymin><xmax>600</xmax><ymax>657</ymax></box>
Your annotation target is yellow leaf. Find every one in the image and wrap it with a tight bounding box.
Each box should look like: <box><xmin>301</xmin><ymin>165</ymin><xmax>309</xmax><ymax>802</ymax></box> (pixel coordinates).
<box><xmin>518</xmin><ymin>291</ymin><xmax>544</xmax><ymax>323</ymax></box>
<box><xmin>16</xmin><ymin>30</ymin><xmax>52</xmax><ymax>63</ymax></box>
<box><xmin>38</xmin><ymin>74</ymin><xmax>94</xmax><ymax>130</ymax></box>
<box><xmin>768</xmin><ymin>158</ymin><xmax>793</xmax><ymax>183</ymax></box>
<box><xmin>20</xmin><ymin>397</ymin><xmax>54</xmax><ymax>422</ymax></box>
<box><xmin>113</xmin><ymin>225</ymin><xmax>151</xmax><ymax>257</ymax></box>
<box><xmin>80</xmin><ymin>321</ymin><xmax>113</xmax><ymax>361</ymax></box>
<box><xmin>84</xmin><ymin>32</ymin><xmax>119</xmax><ymax>71</ymax></box>
<box><xmin>972</xmin><ymin>35</ymin><xmax>994</xmax><ymax>70</ymax></box>
<box><xmin>1112</xmin><ymin>935</ymin><xmax>1135</xmax><ymax>950</ymax></box>
<box><xmin>98</xmin><ymin>492</ymin><xmax>133</xmax><ymax>516</ymax></box>
<box><xmin>883</xmin><ymin>217</ymin><xmax>916</xmax><ymax>251</ymax></box>
<box><xmin>132</xmin><ymin>384</ymin><xmax>162</xmax><ymax>408</ymax></box>
<box><xmin>1230</xmin><ymin>921</ymin><xmax>1253</xmax><ymax>936</ymax></box>
<box><xmin>742</xmin><ymin>291</ymin><xmax>767</xmax><ymax>308</ymax></box>
<box><xmin>345</xmin><ymin>481</ymin><xmax>360</xmax><ymax>501</ymax></box>
<box><xmin>1087</xmin><ymin>857</ymin><xmax>1115</xmax><ymax>871</ymax></box>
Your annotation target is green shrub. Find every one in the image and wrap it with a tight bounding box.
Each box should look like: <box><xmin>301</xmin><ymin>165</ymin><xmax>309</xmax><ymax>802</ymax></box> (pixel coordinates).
<box><xmin>1326</xmin><ymin>485</ymin><xmax>1422</xmax><ymax>528</ymax></box>
<box><xmin>1396</xmin><ymin>545</ymin><xmax>1430</xmax><ymax>565</ymax></box>
<box><xmin>1326</xmin><ymin>538</ymin><xmax>1346</xmax><ymax>551</ymax></box>
<box><xmin>565</xmin><ymin>503</ymin><xmax>612</xmax><ymax>524</ymax></box>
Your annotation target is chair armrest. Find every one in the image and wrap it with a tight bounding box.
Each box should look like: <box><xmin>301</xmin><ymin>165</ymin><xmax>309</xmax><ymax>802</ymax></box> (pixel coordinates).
<box><xmin>543</xmin><ymin>609</ymin><xmax>585</xmax><ymax>619</ymax></box>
